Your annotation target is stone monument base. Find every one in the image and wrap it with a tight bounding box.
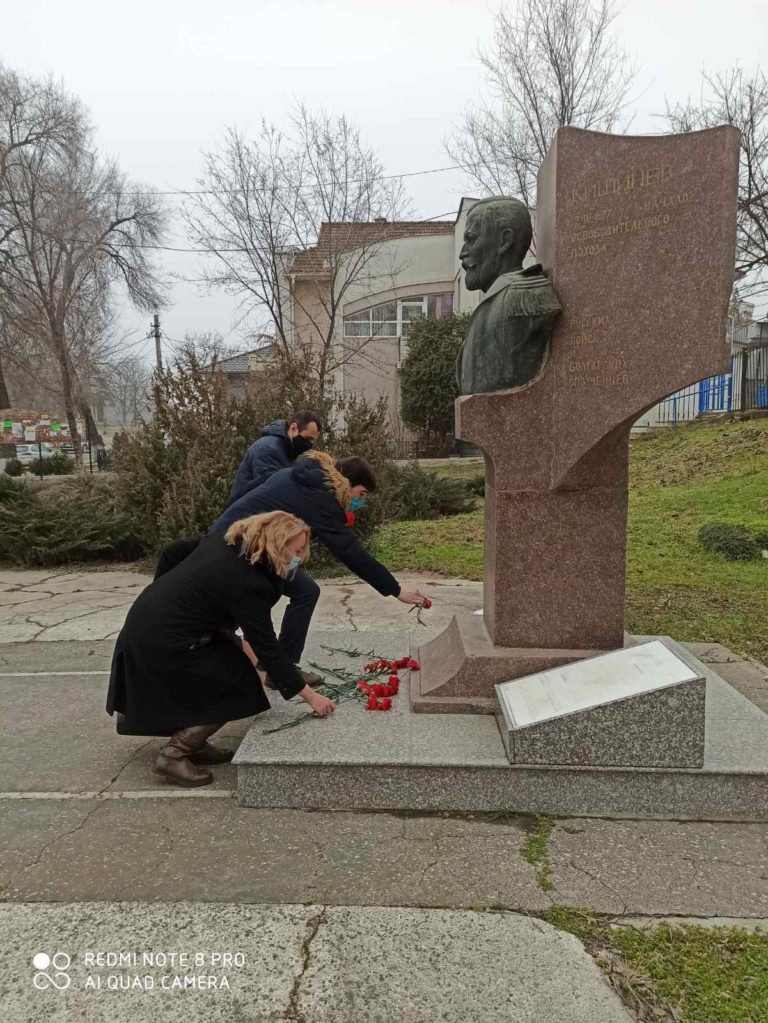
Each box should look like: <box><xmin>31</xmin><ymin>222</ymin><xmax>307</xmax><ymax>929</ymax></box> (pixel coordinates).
<box><xmin>409</xmin><ymin>614</ymin><xmax>610</xmax><ymax>715</ymax></box>
<box><xmin>234</xmin><ymin>632</ymin><xmax>768</xmax><ymax>821</ymax></box>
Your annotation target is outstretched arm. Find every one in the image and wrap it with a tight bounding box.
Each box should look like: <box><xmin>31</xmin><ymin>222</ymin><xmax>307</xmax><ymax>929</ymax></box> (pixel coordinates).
<box><xmin>236</xmin><ymin>592</ymin><xmax>335</xmax><ymax>716</ymax></box>
<box><xmin>311</xmin><ymin>504</ymin><xmax>430</xmax><ymax>606</ymax></box>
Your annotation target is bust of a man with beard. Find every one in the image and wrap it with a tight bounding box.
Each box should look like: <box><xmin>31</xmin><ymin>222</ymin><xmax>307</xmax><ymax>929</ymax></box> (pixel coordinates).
<box><xmin>457</xmin><ymin>197</ymin><xmax>561</xmax><ymax>395</ymax></box>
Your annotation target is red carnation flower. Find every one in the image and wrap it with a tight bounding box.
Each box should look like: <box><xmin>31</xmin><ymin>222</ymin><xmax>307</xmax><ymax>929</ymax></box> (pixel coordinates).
<box><xmin>365</xmin><ymin>659</ymin><xmax>395</xmax><ymax>674</ymax></box>
<box><xmin>345</xmin><ymin>512</ymin><xmax>356</xmax><ymax>527</ymax></box>
<box><xmin>380</xmin><ymin>697</ymin><xmax>393</xmax><ymax>711</ymax></box>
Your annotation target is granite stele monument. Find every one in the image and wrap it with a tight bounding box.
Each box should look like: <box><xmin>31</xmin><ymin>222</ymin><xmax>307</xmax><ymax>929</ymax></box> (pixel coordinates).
<box><xmin>236</xmin><ymin>125</ymin><xmax>768</xmax><ymax>819</ymax></box>
<box><xmin>412</xmin><ymin>124</ymin><xmax>741</xmax><ymax>721</ymax></box>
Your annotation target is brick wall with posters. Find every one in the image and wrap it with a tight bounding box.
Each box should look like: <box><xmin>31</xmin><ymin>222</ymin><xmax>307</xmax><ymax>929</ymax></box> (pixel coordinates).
<box><xmin>0</xmin><ymin>409</ymin><xmax>71</xmax><ymax>444</ymax></box>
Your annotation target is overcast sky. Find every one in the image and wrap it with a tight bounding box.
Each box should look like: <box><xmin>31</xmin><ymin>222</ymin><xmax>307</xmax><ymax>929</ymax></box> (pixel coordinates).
<box><xmin>5</xmin><ymin>0</ymin><xmax>767</xmax><ymax>360</ymax></box>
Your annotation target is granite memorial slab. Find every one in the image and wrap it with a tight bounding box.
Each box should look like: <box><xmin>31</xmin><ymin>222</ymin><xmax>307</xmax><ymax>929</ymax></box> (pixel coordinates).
<box><xmin>412</xmin><ymin>125</ymin><xmax>740</xmax><ymax>713</ymax></box>
<box><xmin>495</xmin><ymin>639</ymin><xmax>706</xmax><ymax>768</ymax></box>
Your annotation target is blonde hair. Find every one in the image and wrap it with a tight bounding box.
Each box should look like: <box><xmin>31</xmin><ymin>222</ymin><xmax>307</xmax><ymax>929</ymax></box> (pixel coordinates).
<box><xmin>224</xmin><ymin>511</ymin><xmax>310</xmax><ymax>577</ymax></box>
<box><xmin>301</xmin><ymin>450</ymin><xmax>352</xmax><ymax>509</ymax></box>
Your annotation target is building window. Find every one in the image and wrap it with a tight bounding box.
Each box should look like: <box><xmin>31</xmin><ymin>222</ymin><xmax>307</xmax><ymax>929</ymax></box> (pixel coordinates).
<box><xmin>343</xmin><ymin>293</ymin><xmax>453</xmax><ymax>340</ymax></box>
<box><xmin>426</xmin><ymin>293</ymin><xmax>453</xmax><ymax>319</ymax></box>
<box><xmin>344</xmin><ymin>301</ymin><xmax>398</xmax><ymax>338</ymax></box>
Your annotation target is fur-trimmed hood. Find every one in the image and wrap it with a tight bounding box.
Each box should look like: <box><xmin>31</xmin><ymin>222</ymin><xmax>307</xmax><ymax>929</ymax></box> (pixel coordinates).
<box><xmin>292</xmin><ymin>450</ymin><xmax>352</xmax><ymax>511</ymax></box>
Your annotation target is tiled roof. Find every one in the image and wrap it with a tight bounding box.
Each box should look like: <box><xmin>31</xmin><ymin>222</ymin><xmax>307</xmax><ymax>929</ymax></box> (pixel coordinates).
<box><xmin>204</xmin><ymin>345</ymin><xmax>276</xmax><ymax>374</ymax></box>
<box><xmin>290</xmin><ymin>220</ymin><xmax>455</xmax><ymax>277</ymax></box>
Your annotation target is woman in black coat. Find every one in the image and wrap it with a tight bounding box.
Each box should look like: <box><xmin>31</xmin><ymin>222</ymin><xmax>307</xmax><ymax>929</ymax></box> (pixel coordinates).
<box><xmin>106</xmin><ymin>511</ymin><xmax>335</xmax><ymax>787</ymax></box>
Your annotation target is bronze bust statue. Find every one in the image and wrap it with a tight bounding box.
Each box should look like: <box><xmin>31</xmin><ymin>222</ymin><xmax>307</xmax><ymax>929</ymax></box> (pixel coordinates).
<box><xmin>457</xmin><ymin>197</ymin><xmax>561</xmax><ymax>395</ymax></box>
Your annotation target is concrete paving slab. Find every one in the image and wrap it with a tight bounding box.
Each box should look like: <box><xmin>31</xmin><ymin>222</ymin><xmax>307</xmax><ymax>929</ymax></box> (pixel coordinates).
<box><xmin>0</xmin><ymin>673</ymin><xmax>157</xmax><ymax>794</ymax></box>
<box><xmin>0</xmin><ymin>621</ymin><xmax>45</xmax><ymax>643</ymax></box>
<box><xmin>0</xmin><ymin>900</ymin><xmax>310</xmax><ymax>1023</ymax></box>
<box><xmin>685</xmin><ymin>641</ymin><xmax>745</xmax><ymax>665</ymax></box>
<box><xmin>5</xmin><ymin>796</ymin><xmax>768</xmax><ymax>917</ymax></box>
<box><xmin>0</xmin><ymin>590</ymin><xmax>52</xmax><ymax>607</ymax></box>
<box><xmin>314</xmin><ymin>576</ymin><xmax>483</xmax><ymax>634</ymax></box>
<box><xmin>37</xmin><ymin>606</ymin><xmax>133</xmax><ymax>642</ymax></box>
<box><xmin>4</xmin><ymin>625</ymin><xmax>768</xmax><ymax>818</ymax></box>
<box><xmin>298</xmin><ymin>907</ymin><xmax>631</xmax><ymax>1023</ymax></box>
<box><xmin>0</xmin><ymin>903</ymin><xmax>631</xmax><ymax>1023</ymax></box>
<box><xmin>0</xmin><ymin>799</ymin><xmax>550</xmax><ymax>908</ymax></box>
<box><xmin>0</xmin><ymin>640</ymin><xmax>116</xmax><ymax>672</ymax></box>
<box><xmin>5</xmin><ymin>592</ymin><xmax>139</xmax><ymax>619</ymax></box>
<box><xmin>0</xmin><ymin>672</ymin><xmax>243</xmax><ymax>794</ymax></box>
<box><xmin>549</xmin><ymin>818</ymin><xmax>768</xmax><ymax>917</ymax></box>
<box><xmin>0</xmin><ymin>570</ymin><xmax>67</xmax><ymax>586</ymax></box>
<box><xmin>0</xmin><ymin>570</ymin><xmax>481</xmax><ymax>642</ymax></box>
<box><xmin>20</xmin><ymin>571</ymin><xmax>150</xmax><ymax>593</ymax></box>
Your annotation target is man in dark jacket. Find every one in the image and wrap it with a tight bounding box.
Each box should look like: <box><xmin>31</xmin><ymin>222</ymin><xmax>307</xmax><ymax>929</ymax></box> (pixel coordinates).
<box><xmin>210</xmin><ymin>452</ymin><xmax>427</xmax><ymax>684</ymax></box>
<box><xmin>227</xmin><ymin>410</ymin><xmax>323</xmax><ymax>505</ymax></box>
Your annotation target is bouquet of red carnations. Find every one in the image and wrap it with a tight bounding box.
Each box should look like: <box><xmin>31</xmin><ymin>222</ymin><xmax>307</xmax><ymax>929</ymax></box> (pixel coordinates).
<box><xmin>262</xmin><ymin>652</ymin><xmax>421</xmax><ymax>733</ymax></box>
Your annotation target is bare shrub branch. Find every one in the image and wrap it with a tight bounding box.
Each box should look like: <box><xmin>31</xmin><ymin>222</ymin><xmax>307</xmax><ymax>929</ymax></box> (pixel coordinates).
<box><xmin>666</xmin><ymin>66</ymin><xmax>768</xmax><ymax>302</ymax></box>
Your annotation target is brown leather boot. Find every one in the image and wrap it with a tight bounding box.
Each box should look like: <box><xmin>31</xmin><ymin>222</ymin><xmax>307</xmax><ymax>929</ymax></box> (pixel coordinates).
<box><xmin>190</xmin><ymin>741</ymin><xmax>235</xmax><ymax>765</ymax></box>
<box><xmin>151</xmin><ymin>724</ymin><xmax>223</xmax><ymax>787</ymax></box>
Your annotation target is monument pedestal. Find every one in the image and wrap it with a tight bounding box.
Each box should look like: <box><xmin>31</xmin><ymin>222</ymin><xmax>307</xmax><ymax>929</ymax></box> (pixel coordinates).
<box><xmin>410</xmin><ymin>614</ymin><xmax>607</xmax><ymax>715</ymax></box>
<box><xmin>234</xmin><ymin>630</ymin><xmax>768</xmax><ymax>821</ymax></box>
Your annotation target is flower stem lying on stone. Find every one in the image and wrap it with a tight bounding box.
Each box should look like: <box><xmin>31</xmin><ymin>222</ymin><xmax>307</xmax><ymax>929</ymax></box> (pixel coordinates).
<box><xmin>261</xmin><ymin>655</ymin><xmax>418</xmax><ymax>732</ymax></box>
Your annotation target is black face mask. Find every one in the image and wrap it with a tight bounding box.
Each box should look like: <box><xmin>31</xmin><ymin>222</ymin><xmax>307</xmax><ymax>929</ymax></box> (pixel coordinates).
<box><xmin>291</xmin><ymin>435</ymin><xmax>314</xmax><ymax>457</ymax></box>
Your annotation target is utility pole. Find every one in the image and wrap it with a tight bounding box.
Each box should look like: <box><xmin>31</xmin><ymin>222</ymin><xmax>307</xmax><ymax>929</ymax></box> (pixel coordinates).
<box><xmin>153</xmin><ymin>312</ymin><xmax>162</xmax><ymax>370</ymax></box>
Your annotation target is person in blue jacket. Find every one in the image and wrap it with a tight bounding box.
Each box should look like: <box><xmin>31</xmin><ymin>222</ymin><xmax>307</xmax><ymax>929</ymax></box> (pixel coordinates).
<box><xmin>228</xmin><ymin>410</ymin><xmax>323</xmax><ymax>505</ymax></box>
<box><xmin>210</xmin><ymin>451</ymin><xmax>428</xmax><ymax>688</ymax></box>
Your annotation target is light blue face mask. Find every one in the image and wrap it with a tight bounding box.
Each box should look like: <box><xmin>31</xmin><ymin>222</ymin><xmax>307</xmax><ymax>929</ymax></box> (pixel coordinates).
<box><xmin>349</xmin><ymin>497</ymin><xmax>366</xmax><ymax>511</ymax></box>
<box><xmin>287</xmin><ymin>554</ymin><xmax>302</xmax><ymax>575</ymax></box>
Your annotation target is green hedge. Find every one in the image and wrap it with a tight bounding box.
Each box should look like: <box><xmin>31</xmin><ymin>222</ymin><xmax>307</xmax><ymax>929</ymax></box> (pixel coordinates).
<box><xmin>0</xmin><ymin>476</ymin><xmax>143</xmax><ymax>567</ymax></box>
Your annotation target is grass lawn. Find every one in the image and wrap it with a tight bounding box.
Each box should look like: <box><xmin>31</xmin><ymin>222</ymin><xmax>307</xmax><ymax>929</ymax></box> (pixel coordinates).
<box><xmin>542</xmin><ymin>907</ymin><xmax>768</xmax><ymax>1023</ymax></box>
<box><xmin>371</xmin><ymin>418</ymin><xmax>768</xmax><ymax>662</ymax></box>
<box><xmin>413</xmin><ymin>456</ymin><xmax>485</xmax><ymax>483</ymax></box>
<box><xmin>612</xmin><ymin>922</ymin><xmax>768</xmax><ymax>1023</ymax></box>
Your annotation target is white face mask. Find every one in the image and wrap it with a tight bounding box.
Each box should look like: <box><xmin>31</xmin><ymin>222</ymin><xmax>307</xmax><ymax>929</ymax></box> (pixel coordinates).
<box><xmin>286</xmin><ymin>554</ymin><xmax>302</xmax><ymax>575</ymax></box>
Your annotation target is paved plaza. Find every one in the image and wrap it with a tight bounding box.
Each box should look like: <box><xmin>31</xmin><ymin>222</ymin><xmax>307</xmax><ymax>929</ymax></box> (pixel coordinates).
<box><xmin>1</xmin><ymin>567</ymin><xmax>767</xmax><ymax>1021</ymax></box>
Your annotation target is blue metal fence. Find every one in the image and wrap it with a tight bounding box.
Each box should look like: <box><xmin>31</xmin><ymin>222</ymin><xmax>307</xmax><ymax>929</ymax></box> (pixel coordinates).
<box><xmin>656</xmin><ymin>342</ymin><xmax>768</xmax><ymax>425</ymax></box>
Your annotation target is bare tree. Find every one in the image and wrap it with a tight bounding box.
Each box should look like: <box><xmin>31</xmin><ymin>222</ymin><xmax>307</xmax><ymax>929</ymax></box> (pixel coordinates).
<box><xmin>666</xmin><ymin>67</ymin><xmax>768</xmax><ymax>306</ymax></box>
<box><xmin>0</xmin><ymin>278</ymin><xmax>127</xmax><ymax>431</ymax></box>
<box><xmin>183</xmin><ymin>104</ymin><xmax>410</xmax><ymax>389</ymax></box>
<box><xmin>0</xmin><ymin>64</ymin><xmax>85</xmax><ymax>408</ymax></box>
<box><xmin>170</xmin><ymin>329</ymin><xmax>250</xmax><ymax>369</ymax></box>
<box><xmin>0</xmin><ymin>70</ymin><xmax>167</xmax><ymax>460</ymax></box>
<box><xmin>446</xmin><ymin>0</ymin><xmax>639</xmax><ymax>205</ymax></box>
<box><xmin>104</xmin><ymin>355</ymin><xmax>153</xmax><ymax>425</ymax></box>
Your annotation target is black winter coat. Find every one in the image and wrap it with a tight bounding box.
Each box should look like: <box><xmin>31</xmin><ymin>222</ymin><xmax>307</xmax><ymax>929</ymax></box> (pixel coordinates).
<box><xmin>106</xmin><ymin>533</ymin><xmax>305</xmax><ymax>736</ymax></box>
<box><xmin>227</xmin><ymin>419</ymin><xmax>293</xmax><ymax>505</ymax></box>
<box><xmin>211</xmin><ymin>457</ymin><xmax>401</xmax><ymax>597</ymax></box>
